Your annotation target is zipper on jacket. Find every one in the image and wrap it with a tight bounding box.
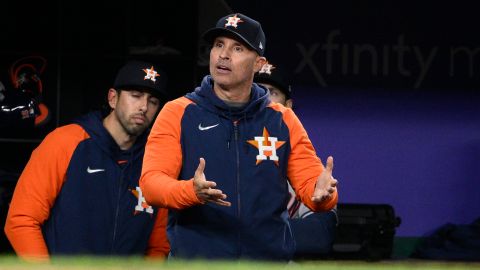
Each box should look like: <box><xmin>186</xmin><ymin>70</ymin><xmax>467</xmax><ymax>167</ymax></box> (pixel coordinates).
<box><xmin>111</xmin><ymin>170</ymin><xmax>124</xmax><ymax>253</ymax></box>
<box><xmin>233</xmin><ymin>121</ymin><xmax>241</xmax><ymax>256</ymax></box>
<box><xmin>233</xmin><ymin>121</ymin><xmax>241</xmax><ymax>217</ymax></box>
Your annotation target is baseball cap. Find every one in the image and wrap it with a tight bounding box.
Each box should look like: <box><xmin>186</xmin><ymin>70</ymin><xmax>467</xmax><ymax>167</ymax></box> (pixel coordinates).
<box><xmin>113</xmin><ymin>60</ymin><xmax>168</xmax><ymax>98</ymax></box>
<box><xmin>254</xmin><ymin>62</ymin><xmax>291</xmax><ymax>99</ymax></box>
<box><xmin>202</xmin><ymin>13</ymin><xmax>266</xmax><ymax>56</ymax></box>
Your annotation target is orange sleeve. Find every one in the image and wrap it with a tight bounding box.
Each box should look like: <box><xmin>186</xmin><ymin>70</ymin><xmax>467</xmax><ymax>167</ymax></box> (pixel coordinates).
<box><xmin>4</xmin><ymin>125</ymin><xmax>88</xmax><ymax>261</ymax></box>
<box><xmin>145</xmin><ymin>208</ymin><xmax>170</xmax><ymax>258</ymax></box>
<box><xmin>140</xmin><ymin>97</ymin><xmax>201</xmax><ymax>209</ymax></box>
<box><xmin>278</xmin><ymin>106</ymin><xmax>338</xmax><ymax>212</ymax></box>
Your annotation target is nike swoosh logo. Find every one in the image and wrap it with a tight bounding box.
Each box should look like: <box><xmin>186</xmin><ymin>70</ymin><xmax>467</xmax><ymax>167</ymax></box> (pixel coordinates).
<box><xmin>198</xmin><ymin>123</ymin><xmax>219</xmax><ymax>131</ymax></box>
<box><xmin>87</xmin><ymin>167</ymin><xmax>105</xmax><ymax>173</ymax></box>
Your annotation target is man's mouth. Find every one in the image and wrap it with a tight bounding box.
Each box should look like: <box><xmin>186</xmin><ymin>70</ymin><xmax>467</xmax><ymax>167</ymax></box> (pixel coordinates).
<box><xmin>132</xmin><ymin>115</ymin><xmax>146</xmax><ymax>124</ymax></box>
<box><xmin>216</xmin><ymin>64</ymin><xmax>231</xmax><ymax>73</ymax></box>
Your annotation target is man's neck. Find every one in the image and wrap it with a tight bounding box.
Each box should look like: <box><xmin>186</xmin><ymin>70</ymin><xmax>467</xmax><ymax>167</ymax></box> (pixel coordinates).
<box><xmin>103</xmin><ymin>113</ymin><xmax>136</xmax><ymax>150</ymax></box>
<box><xmin>213</xmin><ymin>83</ymin><xmax>251</xmax><ymax>104</ymax></box>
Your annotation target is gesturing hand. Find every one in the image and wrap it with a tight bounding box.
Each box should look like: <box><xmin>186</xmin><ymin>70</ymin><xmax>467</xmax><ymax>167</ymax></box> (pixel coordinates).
<box><xmin>312</xmin><ymin>156</ymin><xmax>338</xmax><ymax>202</ymax></box>
<box><xmin>193</xmin><ymin>158</ymin><xmax>231</xmax><ymax>207</ymax></box>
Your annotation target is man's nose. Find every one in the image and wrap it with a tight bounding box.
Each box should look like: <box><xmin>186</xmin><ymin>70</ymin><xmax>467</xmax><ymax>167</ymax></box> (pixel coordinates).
<box><xmin>139</xmin><ymin>97</ymin><xmax>148</xmax><ymax>112</ymax></box>
<box><xmin>219</xmin><ymin>47</ymin><xmax>230</xmax><ymax>59</ymax></box>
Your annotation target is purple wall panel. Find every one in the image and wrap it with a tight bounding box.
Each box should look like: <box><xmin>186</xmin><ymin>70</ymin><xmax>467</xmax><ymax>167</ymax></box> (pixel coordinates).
<box><xmin>293</xmin><ymin>87</ymin><xmax>480</xmax><ymax>236</ymax></box>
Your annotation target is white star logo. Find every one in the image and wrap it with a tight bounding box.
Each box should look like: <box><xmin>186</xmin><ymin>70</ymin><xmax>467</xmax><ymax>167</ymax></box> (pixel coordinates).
<box><xmin>225</xmin><ymin>14</ymin><xmax>243</xmax><ymax>28</ymax></box>
<box><xmin>143</xmin><ymin>66</ymin><xmax>160</xmax><ymax>83</ymax></box>
<box><xmin>259</xmin><ymin>62</ymin><xmax>275</xmax><ymax>75</ymax></box>
<box><xmin>259</xmin><ymin>42</ymin><xmax>263</xmax><ymax>50</ymax></box>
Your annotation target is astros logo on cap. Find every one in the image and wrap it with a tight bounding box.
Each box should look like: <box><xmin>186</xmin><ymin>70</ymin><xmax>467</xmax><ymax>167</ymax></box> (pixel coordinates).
<box><xmin>247</xmin><ymin>127</ymin><xmax>285</xmax><ymax>166</ymax></box>
<box><xmin>259</xmin><ymin>62</ymin><xmax>275</xmax><ymax>75</ymax></box>
<box><xmin>225</xmin><ymin>14</ymin><xmax>243</xmax><ymax>28</ymax></box>
<box><xmin>143</xmin><ymin>66</ymin><xmax>160</xmax><ymax>83</ymax></box>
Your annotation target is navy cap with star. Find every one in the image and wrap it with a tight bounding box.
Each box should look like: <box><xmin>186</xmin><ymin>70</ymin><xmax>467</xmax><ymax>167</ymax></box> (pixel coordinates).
<box><xmin>202</xmin><ymin>13</ymin><xmax>266</xmax><ymax>56</ymax></box>
<box><xmin>113</xmin><ymin>60</ymin><xmax>168</xmax><ymax>98</ymax></box>
<box><xmin>254</xmin><ymin>62</ymin><xmax>291</xmax><ymax>99</ymax></box>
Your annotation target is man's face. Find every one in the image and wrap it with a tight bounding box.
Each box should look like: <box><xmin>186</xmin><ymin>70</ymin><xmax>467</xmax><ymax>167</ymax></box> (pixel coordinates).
<box><xmin>209</xmin><ymin>36</ymin><xmax>265</xmax><ymax>91</ymax></box>
<box><xmin>260</xmin><ymin>82</ymin><xmax>292</xmax><ymax>108</ymax></box>
<box><xmin>109</xmin><ymin>89</ymin><xmax>160</xmax><ymax>136</ymax></box>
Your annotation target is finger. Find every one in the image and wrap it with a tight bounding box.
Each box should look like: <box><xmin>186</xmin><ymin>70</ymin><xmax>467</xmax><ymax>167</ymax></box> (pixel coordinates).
<box><xmin>312</xmin><ymin>192</ymin><xmax>332</xmax><ymax>202</ymax></box>
<box><xmin>311</xmin><ymin>195</ymin><xmax>325</xmax><ymax>202</ymax></box>
<box><xmin>331</xmin><ymin>178</ymin><xmax>338</xmax><ymax>187</ymax></box>
<box><xmin>325</xmin><ymin>156</ymin><xmax>334</xmax><ymax>173</ymax></box>
<box><xmin>212</xmin><ymin>199</ymin><xmax>231</xmax><ymax>207</ymax></box>
<box><xmin>195</xmin><ymin>157</ymin><xmax>206</xmax><ymax>177</ymax></box>
<box><xmin>312</xmin><ymin>186</ymin><xmax>325</xmax><ymax>197</ymax></box>
<box><xmin>202</xmin><ymin>181</ymin><xmax>217</xmax><ymax>189</ymax></box>
<box><xmin>205</xmin><ymin>188</ymin><xmax>224</xmax><ymax>197</ymax></box>
<box><xmin>196</xmin><ymin>181</ymin><xmax>216</xmax><ymax>191</ymax></box>
<box><xmin>311</xmin><ymin>189</ymin><xmax>328</xmax><ymax>202</ymax></box>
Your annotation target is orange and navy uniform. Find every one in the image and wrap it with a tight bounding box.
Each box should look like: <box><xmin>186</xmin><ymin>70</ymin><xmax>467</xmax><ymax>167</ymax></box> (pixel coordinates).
<box><xmin>4</xmin><ymin>111</ymin><xmax>169</xmax><ymax>260</ymax></box>
<box><xmin>140</xmin><ymin>76</ymin><xmax>337</xmax><ymax>260</ymax></box>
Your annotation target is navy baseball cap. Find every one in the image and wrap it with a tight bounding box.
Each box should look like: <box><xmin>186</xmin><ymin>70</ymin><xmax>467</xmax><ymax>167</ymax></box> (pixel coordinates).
<box><xmin>113</xmin><ymin>60</ymin><xmax>168</xmax><ymax>98</ymax></box>
<box><xmin>203</xmin><ymin>13</ymin><xmax>266</xmax><ymax>56</ymax></box>
<box><xmin>254</xmin><ymin>62</ymin><xmax>291</xmax><ymax>99</ymax></box>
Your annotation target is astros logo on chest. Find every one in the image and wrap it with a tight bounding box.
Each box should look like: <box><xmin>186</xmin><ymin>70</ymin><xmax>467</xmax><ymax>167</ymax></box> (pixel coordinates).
<box><xmin>247</xmin><ymin>127</ymin><xmax>286</xmax><ymax>165</ymax></box>
<box><xmin>130</xmin><ymin>187</ymin><xmax>154</xmax><ymax>215</ymax></box>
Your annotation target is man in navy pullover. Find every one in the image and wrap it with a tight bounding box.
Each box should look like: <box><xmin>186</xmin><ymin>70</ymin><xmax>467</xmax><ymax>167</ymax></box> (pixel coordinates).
<box><xmin>141</xmin><ymin>14</ymin><xmax>338</xmax><ymax>261</ymax></box>
<box><xmin>5</xmin><ymin>60</ymin><xmax>170</xmax><ymax>260</ymax></box>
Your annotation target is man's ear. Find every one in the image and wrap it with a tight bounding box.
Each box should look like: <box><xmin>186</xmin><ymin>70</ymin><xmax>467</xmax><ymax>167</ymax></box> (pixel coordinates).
<box><xmin>254</xmin><ymin>56</ymin><xmax>267</xmax><ymax>73</ymax></box>
<box><xmin>107</xmin><ymin>88</ymin><xmax>118</xmax><ymax>110</ymax></box>
<box><xmin>285</xmin><ymin>99</ymin><xmax>293</xmax><ymax>109</ymax></box>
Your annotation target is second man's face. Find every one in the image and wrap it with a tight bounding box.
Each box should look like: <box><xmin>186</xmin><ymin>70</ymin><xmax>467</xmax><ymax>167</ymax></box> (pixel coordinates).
<box><xmin>209</xmin><ymin>36</ymin><xmax>264</xmax><ymax>91</ymax></box>
<box><xmin>259</xmin><ymin>82</ymin><xmax>292</xmax><ymax>108</ymax></box>
<box><xmin>260</xmin><ymin>83</ymin><xmax>288</xmax><ymax>106</ymax></box>
<box><xmin>113</xmin><ymin>89</ymin><xmax>160</xmax><ymax>136</ymax></box>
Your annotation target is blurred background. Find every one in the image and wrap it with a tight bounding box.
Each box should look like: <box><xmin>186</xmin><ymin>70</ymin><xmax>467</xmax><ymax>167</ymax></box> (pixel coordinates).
<box><xmin>1</xmin><ymin>0</ymin><xmax>479</xmax><ymax>256</ymax></box>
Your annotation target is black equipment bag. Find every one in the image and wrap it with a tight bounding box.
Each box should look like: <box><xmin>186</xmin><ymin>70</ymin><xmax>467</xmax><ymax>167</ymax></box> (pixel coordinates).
<box><xmin>330</xmin><ymin>203</ymin><xmax>401</xmax><ymax>261</ymax></box>
<box><xmin>411</xmin><ymin>217</ymin><xmax>480</xmax><ymax>261</ymax></box>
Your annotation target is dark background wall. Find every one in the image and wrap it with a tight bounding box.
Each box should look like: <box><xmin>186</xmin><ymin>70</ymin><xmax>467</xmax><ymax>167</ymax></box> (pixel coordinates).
<box><xmin>0</xmin><ymin>0</ymin><xmax>202</xmax><ymax>171</ymax></box>
<box><xmin>0</xmin><ymin>1</ymin><xmax>479</xmax><ymax>251</ymax></box>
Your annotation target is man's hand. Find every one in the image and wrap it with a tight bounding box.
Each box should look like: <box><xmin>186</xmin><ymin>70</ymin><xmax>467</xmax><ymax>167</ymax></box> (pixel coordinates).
<box><xmin>193</xmin><ymin>158</ymin><xmax>231</xmax><ymax>207</ymax></box>
<box><xmin>312</xmin><ymin>156</ymin><xmax>338</xmax><ymax>202</ymax></box>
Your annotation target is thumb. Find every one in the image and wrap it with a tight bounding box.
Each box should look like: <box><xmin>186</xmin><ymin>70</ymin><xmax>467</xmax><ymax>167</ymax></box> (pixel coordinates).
<box><xmin>325</xmin><ymin>156</ymin><xmax>334</xmax><ymax>173</ymax></box>
<box><xmin>195</xmin><ymin>157</ymin><xmax>206</xmax><ymax>177</ymax></box>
